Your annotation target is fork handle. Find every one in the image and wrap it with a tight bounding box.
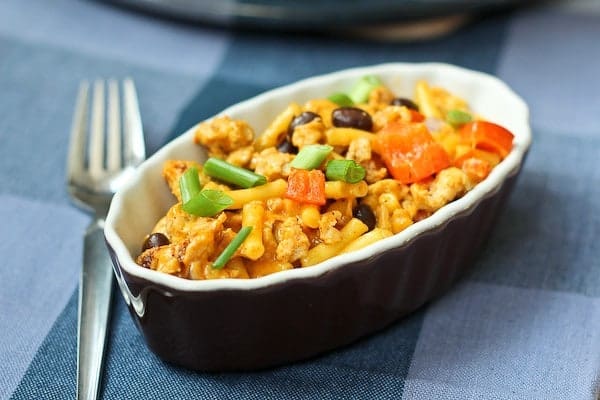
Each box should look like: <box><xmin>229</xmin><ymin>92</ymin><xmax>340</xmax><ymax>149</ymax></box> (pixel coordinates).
<box><xmin>77</xmin><ymin>218</ymin><xmax>114</xmax><ymax>400</ymax></box>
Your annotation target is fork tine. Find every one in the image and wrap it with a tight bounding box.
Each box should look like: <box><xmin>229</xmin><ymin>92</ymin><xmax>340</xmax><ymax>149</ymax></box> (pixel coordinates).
<box><xmin>106</xmin><ymin>80</ymin><xmax>121</xmax><ymax>172</ymax></box>
<box><xmin>122</xmin><ymin>78</ymin><xmax>146</xmax><ymax>167</ymax></box>
<box><xmin>89</xmin><ymin>80</ymin><xmax>106</xmax><ymax>177</ymax></box>
<box><xmin>67</xmin><ymin>81</ymin><xmax>90</xmax><ymax>181</ymax></box>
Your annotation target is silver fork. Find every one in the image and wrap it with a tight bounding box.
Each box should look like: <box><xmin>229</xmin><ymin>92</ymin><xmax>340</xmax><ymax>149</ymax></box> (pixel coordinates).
<box><xmin>67</xmin><ymin>79</ymin><xmax>145</xmax><ymax>400</ymax></box>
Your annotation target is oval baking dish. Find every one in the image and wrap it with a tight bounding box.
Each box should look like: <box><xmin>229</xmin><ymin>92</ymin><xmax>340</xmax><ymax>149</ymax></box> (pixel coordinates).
<box><xmin>104</xmin><ymin>62</ymin><xmax>531</xmax><ymax>371</ymax></box>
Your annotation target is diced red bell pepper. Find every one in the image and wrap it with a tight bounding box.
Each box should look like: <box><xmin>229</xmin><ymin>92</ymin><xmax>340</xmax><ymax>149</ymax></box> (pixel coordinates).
<box><xmin>285</xmin><ymin>169</ymin><xmax>326</xmax><ymax>205</ymax></box>
<box><xmin>459</xmin><ymin>120</ymin><xmax>514</xmax><ymax>158</ymax></box>
<box><xmin>374</xmin><ymin>122</ymin><xmax>451</xmax><ymax>184</ymax></box>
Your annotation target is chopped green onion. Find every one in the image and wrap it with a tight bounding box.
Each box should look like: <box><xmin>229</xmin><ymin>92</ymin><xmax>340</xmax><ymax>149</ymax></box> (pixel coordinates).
<box><xmin>328</xmin><ymin>92</ymin><xmax>354</xmax><ymax>106</ymax></box>
<box><xmin>179</xmin><ymin>166</ymin><xmax>202</xmax><ymax>203</ymax></box>
<box><xmin>203</xmin><ymin>157</ymin><xmax>267</xmax><ymax>188</ymax></box>
<box><xmin>348</xmin><ymin>75</ymin><xmax>382</xmax><ymax>104</ymax></box>
<box><xmin>212</xmin><ymin>226</ymin><xmax>253</xmax><ymax>269</ymax></box>
<box><xmin>179</xmin><ymin>166</ymin><xmax>233</xmax><ymax>216</ymax></box>
<box><xmin>182</xmin><ymin>189</ymin><xmax>233</xmax><ymax>217</ymax></box>
<box><xmin>290</xmin><ymin>144</ymin><xmax>333</xmax><ymax>170</ymax></box>
<box><xmin>446</xmin><ymin>109</ymin><xmax>473</xmax><ymax>126</ymax></box>
<box><xmin>325</xmin><ymin>159</ymin><xmax>366</xmax><ymax>183</ymax></box>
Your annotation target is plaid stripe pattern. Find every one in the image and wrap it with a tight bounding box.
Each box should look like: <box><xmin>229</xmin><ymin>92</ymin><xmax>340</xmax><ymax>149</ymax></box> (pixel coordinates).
<box><xmin>1</xmin><ymin>1</ymin><xmax>599</xmax><ymax>398</ymax></box>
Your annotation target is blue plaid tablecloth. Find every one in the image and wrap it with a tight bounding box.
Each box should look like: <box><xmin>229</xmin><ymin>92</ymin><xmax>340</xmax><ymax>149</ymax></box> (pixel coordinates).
<box><xmin>1</xmin><ymin>0</ymin><xmax>599</xmax><ymax>398</ymax></box>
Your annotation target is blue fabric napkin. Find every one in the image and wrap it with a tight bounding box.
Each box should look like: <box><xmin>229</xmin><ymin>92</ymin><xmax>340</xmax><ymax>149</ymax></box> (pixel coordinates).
<box><xmin>1</xmin><ymin>0</ymin><xmax>600</xmax><ymax>398</ymax></box>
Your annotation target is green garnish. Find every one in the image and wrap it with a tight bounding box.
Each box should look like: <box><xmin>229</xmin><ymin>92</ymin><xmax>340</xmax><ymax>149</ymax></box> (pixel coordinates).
<box><xmin>179</xmin><ymin>166</ymin><xmax>202</xmax><ymax>204</ymax></box>
<box><xmin>182</xmin><ymin>189</ymin><xmax>233</xmax><ymax>217</ymax></box>
<box><xmin>328</xmin><ymin>75</ymin><xmax>382</xmax><ymax>106</ymax></box>
<box><xmin>212</xmin><ymin>226</ymin><xmax>253</xmax><ymax>269</ymax></box>
<box><xmin>446</xmin><ymin>109</ymin><xmax>473</xmax><ymax>126</ymax></box>
<box><xmin>203</xmin><ymin>157</ymin><xmax>267</xmax><ymax>188</ymax></box>
<box><xmin>179</xmin><ymin>167</ymin><xmax>233</xmax><ymax>216</ymax></box>
<box><xmin>290</xmin><ymin>144</ymin><xmax>333</xmax><ymax>170</ymax></box>
<box><xmin>325</xmin><ymin>159</ymin><xmax>366</xmax><ymax>183</ymax></box>
<box><xmin>348</xmin><ymin>75</ymin><xmax>382</xmax><ymax>104</ymax></box>
<box><xmin>328</xmin><ymin>92</ymin><xmax>354</xmax><ymax>106</ymax></box>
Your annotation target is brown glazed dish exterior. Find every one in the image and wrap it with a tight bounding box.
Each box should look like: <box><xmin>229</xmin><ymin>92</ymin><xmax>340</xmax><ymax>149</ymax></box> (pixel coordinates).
<box><xmin>106</xmin><ymin>168</ymin><xmax>520</xmax><ymax>371</ymax></box>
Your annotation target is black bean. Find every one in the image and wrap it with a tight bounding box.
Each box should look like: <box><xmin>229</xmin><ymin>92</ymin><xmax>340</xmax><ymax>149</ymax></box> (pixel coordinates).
<box><xmin>332</xmin><ymin>107</ymin><xmax>373</xmax><ymax>131</ymax></box>
<box><xmin>391</xmin><ymin>97</ymin><xmax>419</xmax><ymax>111</ymax></box>
<box><xmin>288</xmin><ymin>111</ymin><xmax>320</xmax><ymax>136</ymax></box>
<box><xmin>353</xmin><ymin>203</ymin><xmax>376</xmax><ymax>231</ymax></box>
<box><xmin>277</xmin><ymin>138</ymin><xmax>298</xmax><ymax>154</ymax></box>
<box><xmin>281</xmin><ymin>111</ymin><xmax>320</xmax><ymax>152</ymax></box>
<box><xmin>142</xmin><ymin>232</ymin><xmax>170</xmax><ymax>251</ymax></box>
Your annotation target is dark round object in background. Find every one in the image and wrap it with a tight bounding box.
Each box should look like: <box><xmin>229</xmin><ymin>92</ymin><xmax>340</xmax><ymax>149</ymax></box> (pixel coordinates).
<box><xmin>288</xmin><ymin>111</ymin><xmax>320</xmax><ymax>135</ymax></box>
<box><xmin>142</xmin><ymin>232</ymin><xmax>170</xmax><ymax>251</ymax></box>
<box><xmin>353</xmin><ymin>203</ymin><xmax>377</xmax><ymax>231</ymax></box>
<box><xmin>332</xmin><ymin>107</ymin><xmax>373</xmax><ymax>131</ymax></box>
<box><xmin>391</xmin><ymin>97</ymin><xmax>419</xmax><ymax>111</ymax></box>
<box><xmin>277</xmin><ymin>138</ymin><xmax>298</xmax><ymax>154</ymax></box>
